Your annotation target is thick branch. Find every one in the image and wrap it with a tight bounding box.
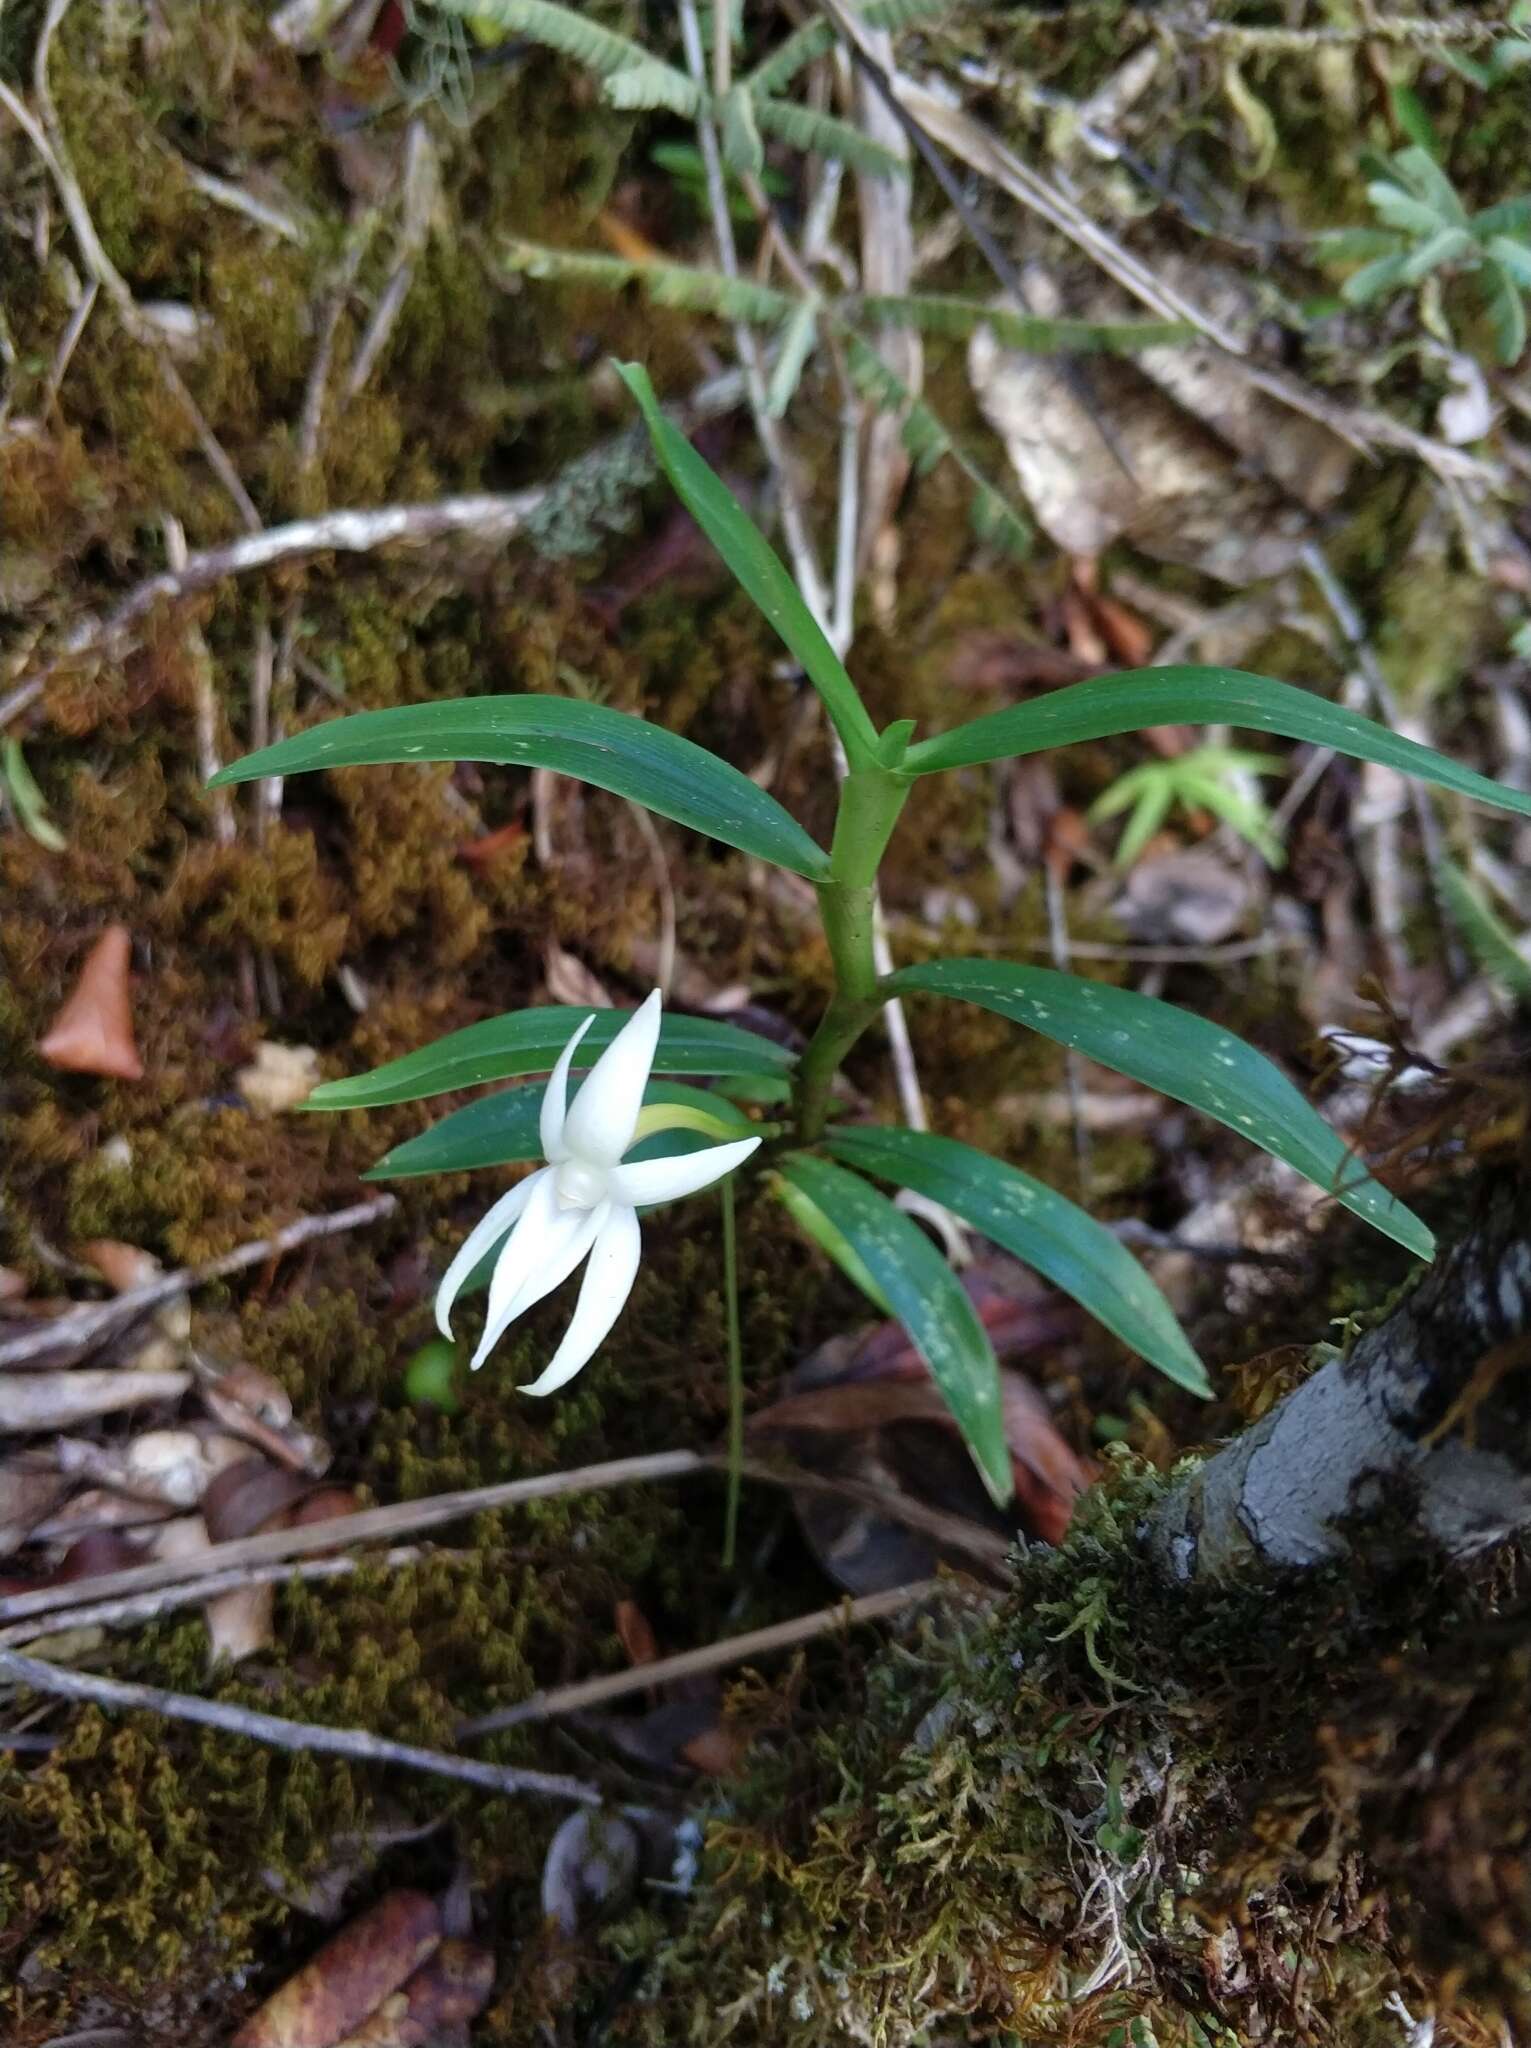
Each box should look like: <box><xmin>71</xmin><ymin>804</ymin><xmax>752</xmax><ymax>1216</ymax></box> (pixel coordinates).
<box><xmin>1150</xmin><ymin>1182</ymin><xmax>1531</xmax><ymax>1582</ymax></box>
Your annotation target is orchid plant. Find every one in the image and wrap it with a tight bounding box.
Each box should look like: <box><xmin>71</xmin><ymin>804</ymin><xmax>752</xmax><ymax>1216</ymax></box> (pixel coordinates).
<box><xmin>216</xmin><ymin>361</ymin><xmax>1531</xmax><ymax>1519</ymax></box>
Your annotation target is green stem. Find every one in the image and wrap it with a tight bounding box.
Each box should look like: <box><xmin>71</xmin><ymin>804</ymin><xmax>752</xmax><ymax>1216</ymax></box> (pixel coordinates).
<box><xmin>793</xmin><ymin>764</ymin><xmax>910</xmax><ymax>1143</ymax></box>
<box><xmin>721</xmin><ymin>1174</ymin><xmax>744</xmax><ymax>1570</ymax></box>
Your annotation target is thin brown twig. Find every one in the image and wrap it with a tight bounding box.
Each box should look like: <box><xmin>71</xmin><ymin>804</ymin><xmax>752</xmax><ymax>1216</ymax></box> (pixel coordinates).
<box><xmin>0</xmin><ymin>1545</ymin><xmax>437</xmax><ymax>1646</ymax></box>
<box><xmin>0</xmin><ymin>1449</ymin><xmax>1009</xmax><ymax>1629</ymax></box>
<box><xmin>456</xmin><ymin>1578</ymin><xmax>948</xmax><ymax>1736</ymax></box>
<box><xmin>0</xmin><ymin>1194</ymin><xmax>397</xmax><ymax>1371</ymax></box>
<box><xmin>0</xmin><ymin>1647</ymin><xmax>605</xmax><ymax>1806</ymax></box>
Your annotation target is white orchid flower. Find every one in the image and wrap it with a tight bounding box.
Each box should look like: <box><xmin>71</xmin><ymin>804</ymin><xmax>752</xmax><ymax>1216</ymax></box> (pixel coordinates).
<box><xmin>435</xmin><ymin>990</ymin><xmax>760</xmax><ymax>1394</ymax></box>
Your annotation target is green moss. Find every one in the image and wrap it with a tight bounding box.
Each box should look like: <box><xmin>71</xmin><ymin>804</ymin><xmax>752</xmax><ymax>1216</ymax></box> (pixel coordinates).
<box><xmin>618</xmin><ymin>1453</ymin><xmax>1523</xmax><ymax>2044</ymax></box>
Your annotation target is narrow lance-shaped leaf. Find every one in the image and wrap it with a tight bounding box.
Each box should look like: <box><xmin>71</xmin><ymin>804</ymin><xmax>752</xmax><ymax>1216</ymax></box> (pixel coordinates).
<box><xmin>775</xmin><ymin>1153</ymin><xmax>1012</xmax><ymax>1505</ymax></box>
<box><xmin>212</xmin><ymin>694</ymin><xmax>829</xmax><ymax>881</ymax></box>
<box><xmin>824</xmin><ymin>1125</ymin><xmax>1210</xmax><ymax>1396</ymax></box>
<box><xmin>614</xmin><ymin>361</ymin><xmax>881</xmax><ymax>769</ymax></box>
<box><xmin>305</xmin><ymin>1008</ymin><xmax>795</xmax><ymax>1112</ymax></box>
<box><xmin>370</xmin><ymin>1079</ymin><xmax>759</xmax><ymax>1180</ymax></box>
<box><xmin>886</xmin><ymin>960</ymin><xmax>1435</xmax><ymax>1261</ymax></box>
<box><xmin>903</xmin><ymin>665</ymin><xmax>1531</xmax><ymax>823</ymax></box>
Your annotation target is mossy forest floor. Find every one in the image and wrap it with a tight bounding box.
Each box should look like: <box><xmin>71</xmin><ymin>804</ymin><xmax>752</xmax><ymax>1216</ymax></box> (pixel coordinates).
<box><xmin>2</xmin><ymin>5</ymin><xmax>1530</xmax><ymax>2042</ymax></box>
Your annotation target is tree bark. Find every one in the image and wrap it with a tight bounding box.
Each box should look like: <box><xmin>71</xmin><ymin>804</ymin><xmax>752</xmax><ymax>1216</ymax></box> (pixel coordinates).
<box><xmin>1149</xmin><ymin>1179</ymin><xmax>1531</xmax><ymax>1583</ymax></box>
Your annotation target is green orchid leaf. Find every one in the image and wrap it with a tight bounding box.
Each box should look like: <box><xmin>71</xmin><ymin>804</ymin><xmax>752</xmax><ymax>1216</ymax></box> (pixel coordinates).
<box><xmin>613</xmin><ymin>360</ymin><xmax>880</xmax><ymax>769</ymax></box>
<box><xmin>886</xmin><ymin>959</ymin><xmax>1435</xmax><ymax>1260</ymax></box>
<box><xmin>212</xmin><ymin>693</ymin><xmax>828</xmax><ymax>881</ymax></box>
<box><xmin>824</xmin><ymin>1125</ymin><xmax>1210</xmax><ymax>1395</ymax></box>
<box><xmin>775</xmin><ymin>1152</ymin><xmax>1012</xmax><ymax>1504</ymax></box>
<box><xmin>308</xmin><ymin>1007</ymin><xmax>794</xmax><ymax>1112</ymax></box>
<box><xmin>903</xmin><ymin>666</ymin><xmax>1531</xmax><ymax>823</ymax></box>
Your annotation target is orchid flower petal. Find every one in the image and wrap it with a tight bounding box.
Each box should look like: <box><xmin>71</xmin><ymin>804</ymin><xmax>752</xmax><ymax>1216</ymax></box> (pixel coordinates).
<box><xmin>435</xmin><ymin>1169</ymin><xmax>544</xmax><ymax>1339</ymax></box>
<box><xmin>607</xmin><ymin>1135</ymin><xmax>761</xmax><ymax>1209</ymax></box>
<box><xmin>520</xmin><ymin>1204</ymin><xmax>642</xmax><ymax>1397</ymax></box>
<box><xmin>475</xmin><ymin>1173</ymin><xmax>579</xmax><ymax>1354</ymax></box>
<box><xmin>491</xmin><ymin>1198</ymin><xmax>610</xmax><ymax>1334</ymax></box>
<box><xmin>470</xmin><ymin>1209</ymin><xmax>605</xmax><ymax>1373</ymax></box>
<box><xmin>561</xmin><ymin>988</ymin><xmax>662</xmax><ymax>1167</ymax></box>
<box><xmin>540</xmin><ymin>1012</ymin><xmax>596</xmax><ymax>1164</ymax></box>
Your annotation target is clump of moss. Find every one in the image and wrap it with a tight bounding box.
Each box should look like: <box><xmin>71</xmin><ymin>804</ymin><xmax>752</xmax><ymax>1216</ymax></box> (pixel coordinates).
<box><xmin>616</xmin><ymin>1452</ymin><xmax>1524</xmax><ymax>2046</ymax></box>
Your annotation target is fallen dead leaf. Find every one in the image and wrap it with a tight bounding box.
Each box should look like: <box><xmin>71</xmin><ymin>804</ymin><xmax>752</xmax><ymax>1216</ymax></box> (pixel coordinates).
<box><xmin>196</xmin><ymin>1460</ymin><xmax>358</xmax><ymax>1660</ymax></box>
<box><xmin>54</xmin><ymin>1428</ymin><xmax>246</xmax><ymax>1508</ymax></box>
<box><xmin>968</xmin><ymin>262</ymin><xmax>1352</xmax><ymax>582</ymax></box>
<box><xmin>752</xmin><ymin>1266</ymin><xmax>1093</xmax><ymax>1592</ymax></box>
<box><xmin>455</xmin><ymin>820</ymin><xmax>526</xmax><ymax>866</ymax></box>
<box><xmin>0</xmin><ymin>1459</ymin><xmax>67</xmax><ymax>1556</ymax></box>
<box><xmin>38</xmin><ymin>925</ymin><xmax>145</xmax><ymax>1080</ymax></box>
<box><xmin>543</xmin><ymin>944</ymin><xmax>613</xmax><ymax>1011</ymax></box>
<box><xmin>78</xmin><ymin>1240</ymin><xmax>163</xmax><ymax>1293</ymax></box>
<box><xmin>232</xmin><ymin>1890</ymin><xmax>443</xmax><ymax>2048</ymax></box>
<box><xmin>613</xmin><ymin>1598</ymin><xmax>659</xmax><ymax>1669</ymax></box>
<box><xmin>198</xmin><ymin>1358</ymin><xmax>330</xmax><ymax>1475</ymax></box>
<box><xmin>237</xmin><ymin>1042</ymin><xmax>322</xmax><ymax>1114</ymax></box>
<box><xmin>0</xmin><ymin>1369</ymin><xmax>190</xmax><ymax>1435</ymax></box>
<box><xmin>329</xmin><ymin>1940</ymin><xmax>496</xmax><ymax>2047</ymax></box>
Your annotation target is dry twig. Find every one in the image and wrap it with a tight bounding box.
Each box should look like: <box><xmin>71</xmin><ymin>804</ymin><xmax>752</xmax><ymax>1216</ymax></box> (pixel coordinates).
<box><xmin>0</xmin><ymin>1195</ymin><xmax>397</xmax><ymax>1371</ymax></box>
<box><xmin>0</xmin><ymin>1648</ymin><xmax>606</xmax><ymax>1806</ymax></box>
<box><xmin>456</xmin><ymin>1578</ymin><xmax>947</xmax><ymax>1735</ymax></box>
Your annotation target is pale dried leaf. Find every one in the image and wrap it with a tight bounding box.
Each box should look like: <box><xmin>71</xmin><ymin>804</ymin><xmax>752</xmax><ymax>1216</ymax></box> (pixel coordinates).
<box><xmin>0</xmin><ymin>1369</ymin><xmax>189</xmax><ymax>1434</ymax></box>
<box><xmin>236</xmin><ymin>1042</ymin><xmax>323</xmax><ymax>1114</ymax></box>
<box><xmin>54</xmin><ymin>1428</ymin><xmax>246</xmax><ymax>1507</ymax></box>
<box><xmin>542</xmin><ymin>944</ymin><xmax>614</xmax><ymax>1010</ymax></box>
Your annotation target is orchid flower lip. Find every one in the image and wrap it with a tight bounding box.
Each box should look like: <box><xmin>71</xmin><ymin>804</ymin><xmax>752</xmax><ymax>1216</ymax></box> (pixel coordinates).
<box><xmin>434</xmin><ymin>990</ymin><xmax>760</xmax><ymax>1390</ymax></box>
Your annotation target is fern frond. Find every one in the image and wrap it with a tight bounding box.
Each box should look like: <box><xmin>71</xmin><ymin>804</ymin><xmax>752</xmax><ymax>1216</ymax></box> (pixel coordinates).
<box><xmin>604</xmin><ymin>60</ymin><xmax>704</xmax><ymax>115</ymax></box>
<box><xmin>765</xmin><ymin>301</ymin><xmax>819</xmax><ymax>417</ymax></box>
<box><xmin>742</xmin><ymin>0</ymin><xmax>947</xmax><ymax>95</ymax></box>
<box><xmin>843</xmin><ymin>332</ymin><xmax>1030</xmax><ymax>554</ymax></box>
<box><xmin>857</xmin><ymin>293</ymin><xmax>1192</xmax><ymax>353</ymax></box>
<box><xmin>720</xmin><ymin>83</ymin><xmax>765</xmax><ymax>178</ymax></box>
<box><xmin>437</xmin><ymin>0</ymin><xmax>652</xmax><ymax>75</ymax></box>
<box><xmin>498</xmin><ymin>238</ymin><xmax>795</xmax><ymax>325</ymax></box>
<box><xmin>742</xmin><ymin>19</ymin><xmax>835</xmax><ymax>95</ymax></box>
<box><xmin>752</xmin><ymin>98</ymin><xmax>907</xmax><ymax>177</ymax></box>
<box><xmin>644</xmin><ymin>264</ymin><xmax>793</xmax><ymax>324</ymax></box>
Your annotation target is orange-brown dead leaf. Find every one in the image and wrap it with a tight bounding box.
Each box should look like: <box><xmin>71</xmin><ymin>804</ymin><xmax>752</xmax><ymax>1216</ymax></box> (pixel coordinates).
<box><xmin>39</xmin><ymin>925</ymin><xmax>144</xmax><ymax>1080</ymax></box>
<box><xmin>613</xmin><ymin>1598</ymin><xmax>659</xmax><ymax>1669</ymax></box>
<box><xmin>231</xmin><ymin>1890</ymin><xmax>443</xmax><ymax>2048</ymax></box>
<box><xmin>329</xmin><ymin>1939</ymin><xmax>496</xmax><ymax>2047</ymax></box>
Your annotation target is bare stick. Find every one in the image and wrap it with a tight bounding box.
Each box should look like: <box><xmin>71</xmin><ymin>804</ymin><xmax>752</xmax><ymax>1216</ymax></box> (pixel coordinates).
<box><xmin>0</xmin><ymin>1648</ymin><xmax>604</xmax><ymax>1806</ymax></box>
<box><xmin>0</xmin><ymin>1194</ymin><xmax>397</xmax><ymax>1372</ymax></box>
<box><xmin>456</xmin><ymin>1579</ymin><xmax>947</xmax><ymax>1736</ymax></box>
<box><xmin>0</xmin><ymin>1546</ymin><xmax>435</xmax><ymax>1646</ymax></box>
<box><xmin>0</xmin><ymin>1449</ymin><xmax>1007</xmax><ymax>1629</ymax></box>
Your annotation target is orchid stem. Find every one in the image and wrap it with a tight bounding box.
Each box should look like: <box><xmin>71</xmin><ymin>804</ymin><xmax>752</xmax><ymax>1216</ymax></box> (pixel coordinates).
<box><xmin>721</xmin><ymin>1174</ymin><xmax>744</xmax><ymax>1569</ymax></box>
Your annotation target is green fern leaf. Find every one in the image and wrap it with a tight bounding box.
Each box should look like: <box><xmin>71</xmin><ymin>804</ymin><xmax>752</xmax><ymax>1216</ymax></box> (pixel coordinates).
<box><xmin>858</xmin><ymin>292</ymin><xmax>1192</xmax><ymax>353</ymax></box>
<box><xmin>752</xmin><ymin>98</ymin><xmax>907</xmax><ymax>177</ymax></box>
<box><xmin>439</xmin><ymin>0</ymin><xmax>651</xmax><ymax>75</ymax></box>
